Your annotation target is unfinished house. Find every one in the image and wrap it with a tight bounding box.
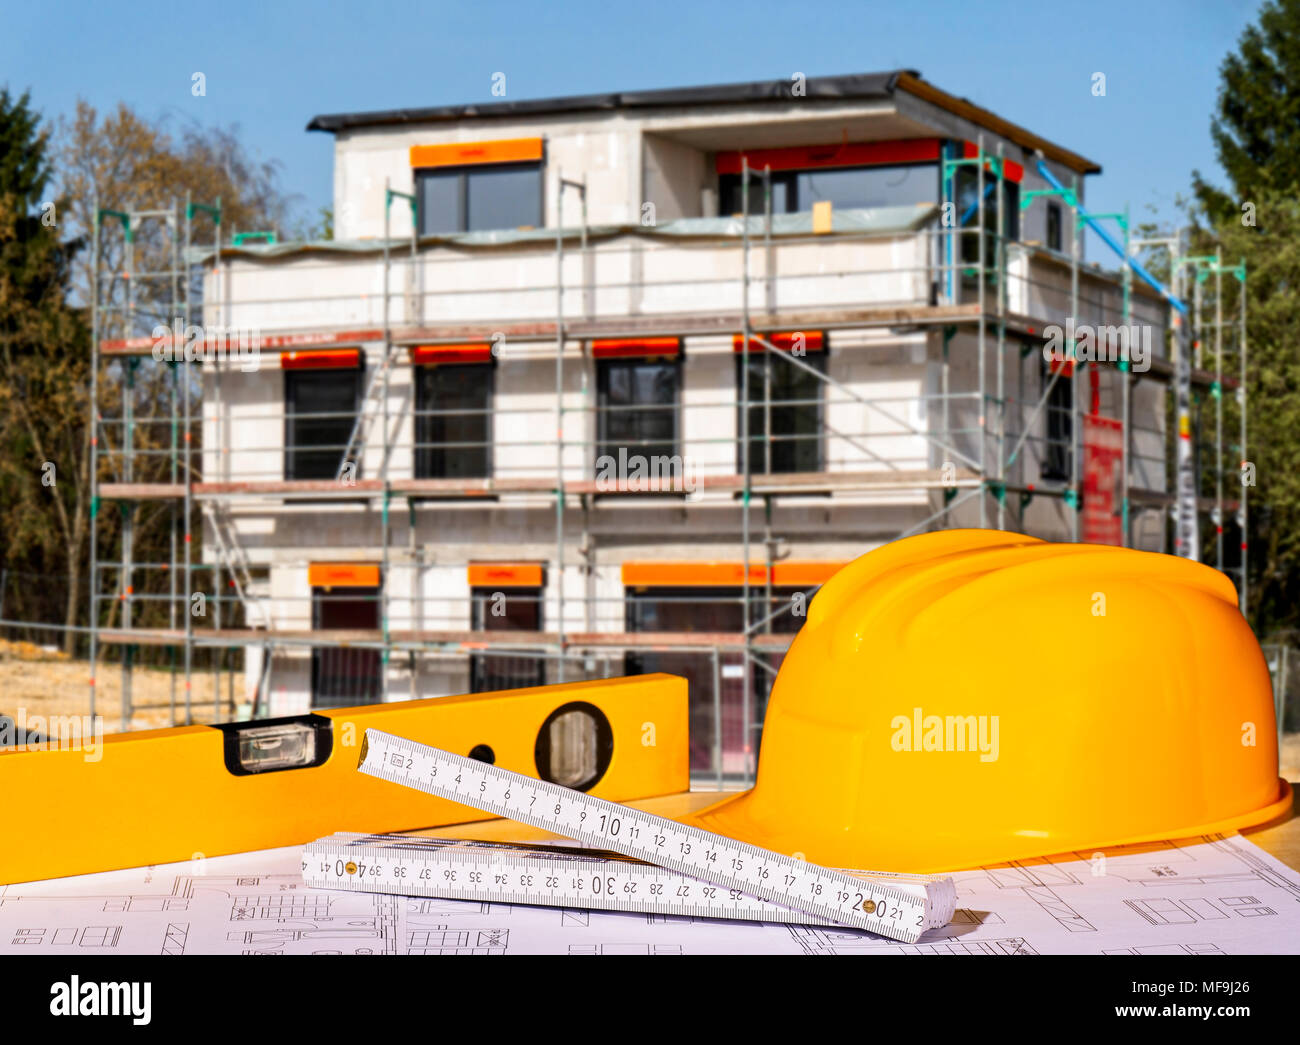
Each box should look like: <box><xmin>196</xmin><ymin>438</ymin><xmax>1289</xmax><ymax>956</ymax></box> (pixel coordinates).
<box><xmin>91</xmin><ymin>71</ymin><xmax>1243</xmax><ymax>782</ymax></box>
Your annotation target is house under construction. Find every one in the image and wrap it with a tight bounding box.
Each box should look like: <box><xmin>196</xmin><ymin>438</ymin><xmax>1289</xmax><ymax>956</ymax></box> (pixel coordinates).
<box><xmin>88</xmin><ymin>70</ymin><xmax>1248</xmax><ymax>783</ymax></box>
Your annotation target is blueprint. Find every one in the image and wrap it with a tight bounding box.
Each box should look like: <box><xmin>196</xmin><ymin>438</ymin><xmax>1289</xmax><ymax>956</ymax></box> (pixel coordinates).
<box><xmin>1</xmin><ymin>833</ymin><xmax>1297</xmax><ymax>954</ymax></box>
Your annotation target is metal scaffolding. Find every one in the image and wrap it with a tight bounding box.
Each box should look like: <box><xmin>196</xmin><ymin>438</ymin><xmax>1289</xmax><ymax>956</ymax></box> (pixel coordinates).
<box><xmin>71</xmin><ymin>145</ymin><xmax>1248</xmax><ymax>783</ymax></box>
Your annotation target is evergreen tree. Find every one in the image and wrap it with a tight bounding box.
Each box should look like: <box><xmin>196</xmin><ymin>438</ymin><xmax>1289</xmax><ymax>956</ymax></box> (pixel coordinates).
<box><xmin>1191</xmin><ymin>0</ymin><xmax>1300</xmax><ymax>638</ymax></box>
<box><xmin>0</xmin><ymin>88</ymin><xmax>89</xmax><ymax>645</ymax></box>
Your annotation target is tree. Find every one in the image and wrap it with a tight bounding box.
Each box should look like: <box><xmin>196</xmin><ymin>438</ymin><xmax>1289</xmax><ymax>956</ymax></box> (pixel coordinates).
<box><xmin>57</xmin><ymin>101</ymin><xmax>297</xmax><ymax>338</ymax></box>
<box><xmin>1191</xmin><ymin>0</ymin><xmax>1300</xmax><ymax>639</ymax></box>
<box><xmin>0</xmin><ymin>90</ymin><xmax>297</xmax><ymax>651</ymax></box>
<box><xmin>1194</xmin><ymin>0</ymin><xmax>1300</xmax><ymax>223</ymax></box>
<box><xmin>51</xmin><ymin>102</ymin><xmax>296</xmax><ymax>640</ymax></box>
<box><xmin>1210</xmin><ymin>192</ymin><xmax>1300</xmax><ymax>637</ymax></box>
<box><xmin>0</xmin><ymin>88</ymin><xmax>89</xmax><ymax>648</ymax></box>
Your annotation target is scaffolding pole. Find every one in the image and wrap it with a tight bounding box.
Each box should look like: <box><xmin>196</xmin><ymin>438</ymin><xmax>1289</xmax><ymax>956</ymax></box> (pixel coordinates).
<box><xmin>977</xmin><ymin>135</ymin><xmax>987</xmax><ymax>529</ymax></box>
<box><xmin>1215</xmin><ymin>247</ymin><xmax>1224</xmax><ymax>571</ymax></box>
<box><xmin>184</xmin><ymin>196</ymin><xmax>221</xmax><ymax>723</ymax></box>
<box><xmin>740</xmin><ymin>155</ymin><xmax>753</xmax><ymax>784</ymax></box>
<box><xmin>80</xmin><ymin>156</ymin><xmax>1245</xmax><ymax>782</ymax></box>
<box><xmin>554</xmin><ymin>173</ymin><xmax>586</xmax><ymax>683</ymax></box>
<box><xmin>87</xmin><ymin>197</ymin><xmax>100</xmax><ymax>721</ymax></box>
<box><xmin>1239</xmin><ymin>264</ymin><xmax>1249</xmax><ymax>616</ymax></box>
<box><xmin>1122</xmin><ymin>204</ymin><xmax>1132</xmax><ymax>545</ymax></box>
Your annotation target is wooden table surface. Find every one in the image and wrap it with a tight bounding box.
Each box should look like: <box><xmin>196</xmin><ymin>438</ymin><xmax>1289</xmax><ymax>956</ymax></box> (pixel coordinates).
<box><xmin>1242</xmin><ymin>781</ymin><xmax>1300</xmax><ymax>870</ymax></box>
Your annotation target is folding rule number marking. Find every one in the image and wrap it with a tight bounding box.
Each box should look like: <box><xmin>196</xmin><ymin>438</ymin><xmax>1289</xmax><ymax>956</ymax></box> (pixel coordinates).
<box><xmin>304</xmin><ymin>834</ymin><xmax>855</xmax><ymax>926</ymax></box>
<box><xmin>332</xmin><ymin>728</ymin><xmax>954</xmax><ymax>943</ymax></box>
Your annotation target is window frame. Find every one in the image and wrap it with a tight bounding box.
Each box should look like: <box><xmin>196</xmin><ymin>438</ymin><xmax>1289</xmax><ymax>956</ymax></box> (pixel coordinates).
<box><xmin>414</xmin><ymin>360</ymin><xmax>495</xmax><ymax>480</ymax></box>
<box><xmin>953</xmin><ymin>167</ymin><xmax>1021</xmax><ymax>266</ymax></box>
<box><xmin>469</xmin><ymin>585</ymin><xmax>545</xmax><ymax>692</ymax></box>
<box><xmin>719</xmin><ymin>161</ymin><xmax>940</xmax><ymax>217</ymax></box>
<box><xmin>1040</xmin><ymin>355</ymin><xmax>1074</xmax><ymax>482</ymax></box>
<box><xmin>624</xmin><ymin>583</ymin><xmax>803</xmax><ymax>778</ymax></box>
<box><xmin>283</xmin><ymin>362</ymin><xmax>365</xmax><ymax>482</ymax></box>
<box><xmin>594</xmin><ymin>355</ymin><xmax>683</xmax><ymax>476</ymax></box>
<box><xmin>734</xmin><ymin>350</ymin><xmax>828</xmax><ymax>475</ymax></box>
<box><xmin>310</xmin><ymin>583</ymin><xmax>383</xmax><ymax>707</ymax></box>
<box><xmin>1046</xmin><ymin>201</ymin><xmax>1063</xmax><ymax>252</ymax></box>
<box><xmin>414</xmin><ymin>160</ymin><xmax>545</xmax><ymax>236</ymax></box>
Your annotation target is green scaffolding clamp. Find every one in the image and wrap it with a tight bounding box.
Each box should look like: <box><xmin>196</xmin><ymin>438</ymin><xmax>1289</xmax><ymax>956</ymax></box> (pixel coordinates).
<box><xmin>988</xmin><ymin>480</ymin><xmax>1007</xmax><ymax>506</ymax></box>
<box><xmin>1021</xmin><ymin>187</ymin><xmax>1078</xmax><ymax>212</ymax></box>
<box><xmin>1180</xmin><ymin>255</ymin><xmax>1220</xmax><ymax>285</ymax></box>
<box><xmin>1063</xmin><ymin>488</ymin><xmax>1081</xmax><ymax>512</ymax></box>
<box><xmin>186</xmin><ymin>201</ymin><xmax>222</xmax><ymax>225</ymax></box>
<box><xmin>97</xmin><ymin>208</ymin><xmax>132</xmax><ymax>241</ymax></box>
<box><xmin>232</xmin><ymin>231</ymin><xmax>276</xmax><ymax>247</ymax></box>
<box><xmin>386</xmin><ymin>188</ymin><xmax>419</xmax><ymax>228</ymax></box>
<box><xmin>1087</xmin><ymin>210</ymin><xmax>1129</xmax><ymax>232</ymax></box>
<box><xmin>941</xmin><ymin>149</ymin><xmax>1009</xmax><ymax>182</ymax></box>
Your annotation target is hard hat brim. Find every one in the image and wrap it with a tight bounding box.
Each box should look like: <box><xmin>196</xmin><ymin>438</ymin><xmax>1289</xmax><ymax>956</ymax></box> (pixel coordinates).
<box><xmin>679</xmin><ymin>777</ymin><xmax>1294</xmax><ymax>874</ymax></box>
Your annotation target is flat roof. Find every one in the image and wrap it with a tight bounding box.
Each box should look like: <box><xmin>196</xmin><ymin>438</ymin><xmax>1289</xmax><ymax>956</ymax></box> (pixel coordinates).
<box><xmin>307</xmin><ymin>69</ymin><xmax>1100</xmax><ymax>175</ymax></box>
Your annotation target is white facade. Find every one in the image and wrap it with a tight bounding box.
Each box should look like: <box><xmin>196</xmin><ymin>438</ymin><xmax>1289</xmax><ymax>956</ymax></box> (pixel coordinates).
<box><xmin>189</xmin><ymin>73</ymin><xmax>1174</xmax><ymax>766</ymax></box>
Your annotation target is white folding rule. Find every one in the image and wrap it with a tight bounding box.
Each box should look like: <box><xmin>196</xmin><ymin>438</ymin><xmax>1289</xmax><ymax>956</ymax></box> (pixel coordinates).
<box><xmin>302</xmin><ymin>728</ymin><xmax>956</xmax><ymax>943</ymax></box>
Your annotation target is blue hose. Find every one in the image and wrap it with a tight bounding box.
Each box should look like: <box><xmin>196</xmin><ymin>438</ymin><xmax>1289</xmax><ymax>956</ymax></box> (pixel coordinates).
<box><xmin>1035</xmin><ymin>160</ymin><xmax>1186</xmax><ymax>317</ymax></box>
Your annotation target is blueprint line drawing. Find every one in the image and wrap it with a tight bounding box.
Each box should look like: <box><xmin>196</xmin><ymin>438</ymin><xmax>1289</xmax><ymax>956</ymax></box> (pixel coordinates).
<box><xmin>0</xmin><ymin>834</ymin><xmax>1296</xmax><ymax>954</ymax></box>
<box><xmin>0</xmin><ymin>854</ymin><xmax>401</xmax><ymax>956</ymax></box>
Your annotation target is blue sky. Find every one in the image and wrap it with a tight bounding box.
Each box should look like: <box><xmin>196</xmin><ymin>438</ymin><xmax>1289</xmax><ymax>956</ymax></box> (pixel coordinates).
<box><xmin>3</xmin><ymin>0</ymin><xmax>1263</xmax><ymax>257</ymax></box>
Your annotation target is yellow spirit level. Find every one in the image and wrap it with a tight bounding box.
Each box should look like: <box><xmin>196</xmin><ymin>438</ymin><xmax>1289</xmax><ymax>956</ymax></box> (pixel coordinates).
<box><xmin>0</xmin><ymin>674</ymin><xmax>687</xmax><ymax>884</ymax></box>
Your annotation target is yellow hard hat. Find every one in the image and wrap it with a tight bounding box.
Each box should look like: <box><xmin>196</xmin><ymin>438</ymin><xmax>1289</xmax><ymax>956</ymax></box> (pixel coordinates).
<box><xmin>686</xmin><ymin>529</ymin><xmax>1292</xmax><ymax>872</ymax></box>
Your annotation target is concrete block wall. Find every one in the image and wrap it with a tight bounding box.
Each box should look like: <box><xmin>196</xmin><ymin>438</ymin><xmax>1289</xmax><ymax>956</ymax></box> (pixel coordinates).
<box><xmin>333</xmin><ymin>114</ymin><xmax>644</xmax><ymax>240</ymax></box>
<box><xmin>192</xmin><ymin>98</ymin><xmax>1185</xmax><ymax>713</ymax></box>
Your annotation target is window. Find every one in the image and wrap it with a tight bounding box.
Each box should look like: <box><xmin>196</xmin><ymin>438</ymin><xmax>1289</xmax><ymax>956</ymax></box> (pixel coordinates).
<box><xmin>470</xmin><ymin>586</ymin><xmax>544</xmax><ymax>692</ymax></box>
<box><xmin>416</xmin><ymin>162</ymin><xmax>543</xmax><ymax>235</ymax></box>
<box><xmin>284</xmin><ymin>364</ymin><xmax>364</xmax><ymax>481</ymax></box>
<box><xmin>954</xmin><ymin>168</ymin><xmax>1020</xmax><ymax>265</ymax></box>
<box><xmin>1003</xmin><ymin>181</ymin><xmax>1021</xmax><ymax>241</ymax></box>
<box><xmin>796</xmin><ymin>164</ymin><xmax>937</xmax><ymax>210</ymax></box>
<box><xmin>626</xmin><ymin>586</ymin><xmax>744</xmax><ymax>777</ymax></box>
<box><xmin>415</xmin><ymin>363</ymin><xmax>493</xmax><ymax>479</ymax></box>
<box><xmin>719</xmin><ymin>172</ymin><xmax>796</xmax><ymax>216</ymax></box>
<box><xmin>625</xmin><ymin>585</ymin><xmax>805</xmax><ymax>779</ymax></box>
<box><xmin>311</xmin><ymin>585</ymin><xmax>383</xmax><ymax>706</ymax></box>
<box><xmin>1042</xmin><ymin>357</ymin><xmax>1074</xmax><ymax>481</ymax></box>
<box><xmin>719</xmin><ymin>163</ymin><xmax>938</xmax><ymax>216</ymax></box>
<box><xmin>736</xmin><ymin>351</ymin><xmax>826</xmax><ymax>474</ymax></box>
<box><xmin>596</xmin><ymin>358</ymin><xmax>680</xmax><ymax>474</ymax></box>
<box><xmin>1046</xmin><ymin>202</ymin><xmax>1063</xmax><ymax>252</ymax></box>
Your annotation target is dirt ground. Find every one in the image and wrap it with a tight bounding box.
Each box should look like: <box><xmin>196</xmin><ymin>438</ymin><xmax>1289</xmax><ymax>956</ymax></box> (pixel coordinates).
<box><xmin>0</xmin><ymin>639</ymin><xmax>228</xmax><ymax>736</ymax></box>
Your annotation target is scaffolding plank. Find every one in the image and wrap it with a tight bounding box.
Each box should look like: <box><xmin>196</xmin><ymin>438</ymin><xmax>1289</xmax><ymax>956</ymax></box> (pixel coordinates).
<box><xmin>99</xmin><ymin>469</ymin><xmax>979</xmax><ymax>502</ymax></box>
<box><xmin>1129</xmin><ymin>488</ymin><xmax>1241</xmax><ymax>513</ymax></box>
<box><xmin>98</xmin><ymin>305</ymin><xmax>985</xmax><ymax>355</ymax></box>
<box><xmin>93</xmin><ymin>627</ymin><xmax>794</xmax><ymax>651</ymax></box>
<box><xmin>98</xmin><ymin>483</ymin><xmax>187</xmax><ymax>500</ymax></box>
<box><xmin>97</xmin><ymin>307</ymin><xmax>1238</xmax><ymax>391</ymax></box>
